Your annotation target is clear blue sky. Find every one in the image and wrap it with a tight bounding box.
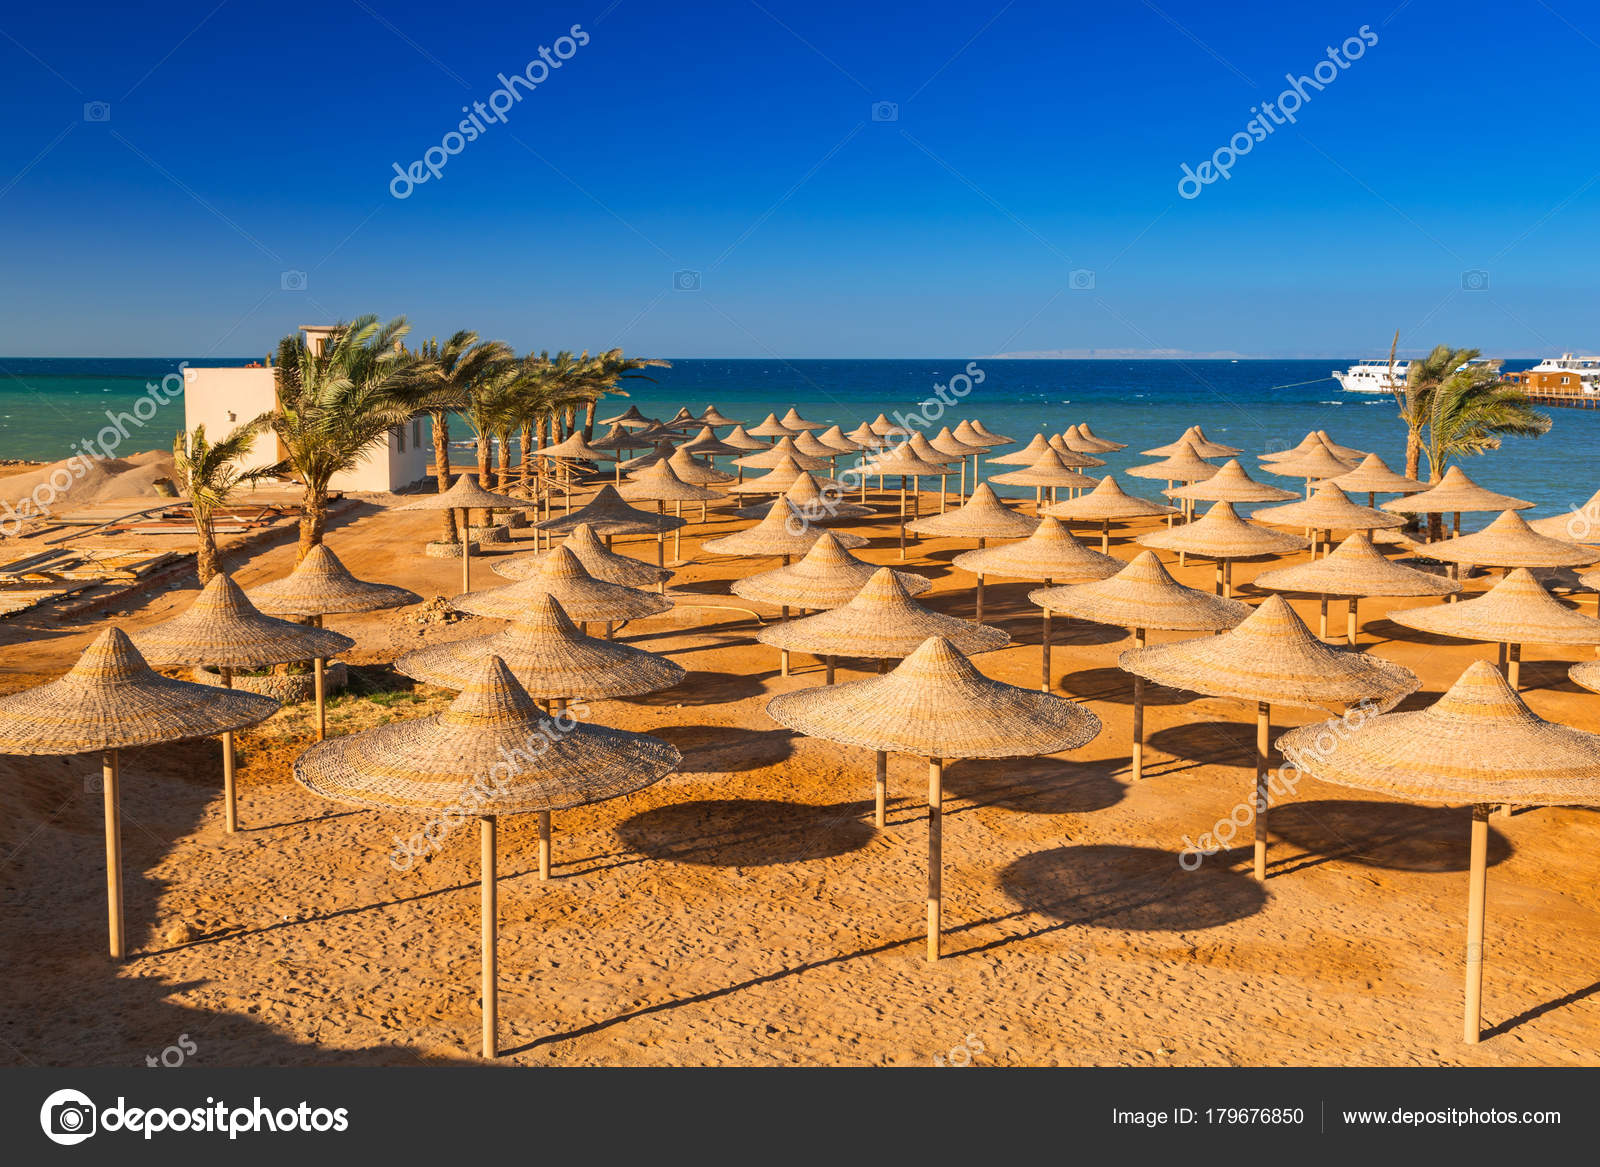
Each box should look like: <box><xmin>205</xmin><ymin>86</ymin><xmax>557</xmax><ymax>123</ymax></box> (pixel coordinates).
<box><xmin>1</xmin><ymin>0</ymin><xmax>1595</xmax><ymax>358</ymax></box>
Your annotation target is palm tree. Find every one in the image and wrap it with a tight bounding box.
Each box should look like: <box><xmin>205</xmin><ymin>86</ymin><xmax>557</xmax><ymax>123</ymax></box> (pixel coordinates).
<box><xmin>1419</xmin><ymin>360</ymin><xmax>1551</xmax><ymax>538</ymax></box>
<box><xmin>261</xmin><ymin>316</ymin><xmax>421</xmax><ymax>560</ymax></box>
<box><xmin>170</xmin><ymin>422</ymin><xmax>271</xmax><ymax>584</ymax></box>
<box><xmin>412</xmin><ymin>332</ymin><xmax>509</xmax><ymax>544</ymax></box>
<box><xmin>581</xmin><ymin>348</ymin><xmax>669</xmax><ymax>441</ymax></box>
<box><xmin>1396</xmin><ymin>344</ymin><xmax>1477</xmax><ymax>480</ymax></box>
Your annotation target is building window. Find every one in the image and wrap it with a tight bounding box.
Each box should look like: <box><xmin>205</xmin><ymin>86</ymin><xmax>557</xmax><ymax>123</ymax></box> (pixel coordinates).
<box><xmin>395</xmin><ymin>425</ymin><xmax>406</xmax><ymax>453</ymax></box>
<box><xmin>413</xmin><ymin>418</ymin><xmax>422</xmax><ymax>447</ymax></box>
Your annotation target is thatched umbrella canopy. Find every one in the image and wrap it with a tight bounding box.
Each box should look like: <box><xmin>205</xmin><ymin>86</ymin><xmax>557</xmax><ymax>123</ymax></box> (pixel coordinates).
<box><xmin>907</xmin><ymin>482</ymin><xmax>1038</xmax><ymax>544</ymax></box>
<box><xmin>748</xmin><ymin>412</ymin><xmax>800</xmax><ymax>439</ymax></box>
<box><xmin>778</xmin><ymin>406</ymin><xmax>826</xmax><ymax>431</ymax></box>
<box><xmin>1314</xmin><ymin>430</ymin><xmax>1367</xmax><ymax>461</ymax></box>
<box><xmin>295</xmin><ymin>656</ymin><xmax>679</xmax><ymax>1056</ymax></box>
<box><xmin>1253</xmin><ymin>532</ymin><xmax>1459</xmax><ymax>644</ymax></box>
<box><xmin>1074</xmin><ymin>423</ymin><xmax>1123</xmax><ymax>450</ymax></box>
<box><xmin>1045</xmin><ymin>435</ymin><xmax>1107</xmax><ymax>469</ymax></box>
<box><xmin>248</xmin><ymin>543</ymin><xmax>419</xmax><ymax>739</ymax></box>
<box><xmin>1260</xmin><ymin>432</ymin><xmax>1322</xmax><ymax>463</ymax></box>
<box><xmin>1139</xmin><ymin>501</ymin><xmax>1307</xmax><ymax>596</ymax></box>
<box><xmin>1526</xmin><ymin>488</ymin><xmax>1600</xmax><ymax>544</ymax></box>
<box><xmin>815</xmin><ymin>424</ymin><xmax>862</xmax><ymax>454</ymax></box>
<box><xmin>860</xmin><ymin>445</ymin><xmax>956</xmax><ymax>557</ymax></box>
<box><xmin>1124</xmin><ymin>441</ymin><xmax>1220</xmax><ymax>495</ymax></box>
<box><xmin>1044</xmin><ymin>474</ymin><xmax>1178</xmax><ymax>551</ymax></box>
<box><xmin>928</xmin><ymin>426</ymin><xmax>990</xmax><ymax>504</ymax></box>
<box><xmin>532</xmin><ymin>484</ymin><xmax>682</xmax><ymax>546</ymax></box>
<box><xmin>1279</xmin><ymin>661</ymin><xmax>1600</xmax><ymax>1042</ymax></box>
<box><xmin>733</xmin><ymin>470</ymin><xmax>870</xmax><ymax>522</ymax></box>
<box><xmin>678</xmin><ymin>426</ymin><xmax>744</xmax><ymax>459</ymax></box>
<box><xmin>1261</xmin><ymin>443</ymin><xmax>1356</xmax><ymax>486</ymax></box>
<box><xmin>539</xmin><ymin>431</ymin><xmax>609</xmax><ymax>461</ymax></box>
<box><xmin>1061</xmin><ymin>424</ymin><xmax>1117</xmax><ymax>454</ymax></box>
<box><xmin>1382</xmin><ymin>466</ymin><xmax>1533</xmax><ymax>540</ymax></box>
<box><xmin>589</xmin><ymin>422</ymin><xmax>649</xmax><ymax>453</ymax></box>
<box><xmin>733</xmin><ymin>531</ymin><xmax>931</xmax><ymax>613</ymax></box>
<box><xmin>1167</xmin><ymin>459</ymin><xmax>1298</xmax><ymax>505</ymax></box>
<box><xmin>990</xmin><ymin>449</ymin><xmax>1099</xmax><ymax>512</ymax></box>
<box><xmin>1254</xmin><ymin>481</ymin><xmax>1406</xmax><ymax>556</ymax></box>
<box><xmin>725</xmin><ymin>455</ymin><xmax>846</xmax><ymax>498</ymax></box>
<box><xmin>133</xmin><ymin>573</ymin><xmax>350</xmax><ymax>830</ymax></box>
<box><xmin>789</xmin><ymin>430</ymin><xmax>839</xmax><ymax>459</ymax></box>
<box><xmin>1389</xmin><ymin>567</ymin><xmax>1600</xmax><ymax>688</ymax></box>
<box><xmin>767</xmin><ymin>636</ymin><xmax>1100</xmax><ymax>957</ymax></box>
<box><xmin>659</xmin><ymin>406</ymin><xmax>701</xmax><ymax>430</ymax></box>
<box><xmin>967</xmin><ymin>419</ymin><xmax>1016</xmax><ymax>445</ymax></box>
<box><xmin>1141</xmin><ymin>425</ymin><xmax>1241</xmax><ymax>459</ymax></box>
<box><xmin>735</xmin><ymin>437</ymin><xmax>831</xmax><ymax>473</ymax></box>
<box><xmin>619</xmin><ymin>459</ymin><xmax>722</xmax><ymax>573</ymax></box>
<box><xmin>989</xmin><ymin>434</ymin><xmax>1052</xmax><ymax>467</ymax></box>
<box><xmin>695</xmin><ymin>405</ymin><xmax>740</xmax><ymax>427</ymax></box>
<box><xmin>491</xmin><ymin>522</ymin><xmax>670</xmax><ymax>588</ymax></box>
<box><xmin>954</xmin><ymin>516</ymin><xmax>1121</xmax><ymax>691</ymax></box>
<box><xmin>1325</xmin><ymin>453</ymin><xmax>1425</xmax><ymax>505</ymax></box>
<box><xmin>600</xmin><ymin>404</ymin><xmax>661</xmax><ymax>430</ymax></box>
<box><xmin>845</xmin><ymin>421</ymin><xmax>884</xmax><ymax>447</ymax></box>
<box><xmin>453</xmin><ymin>544</ymin><xmax>673</xmax><ymax>627</ymax></box>
<box><xmin>704</xmin><ymin>498</ymin><xmax>867</xmax><ymax>561</ymax></box>
<box><xmin>719</xmin><ymin>424</ymin><xmax>770</xmax><ymax>452</ymax></box>
<box><xmin>398</xmin><ymin>473</ymin><xmax>527</xmax><ymax>593</ymax></box>
<box><xmin>1032</xmin><ymin>551</ymin><xmax>1249</xmax><ymax>779</ymax></box>
<box><xmin>616</xmin><ymin>440</ymin><xmax>677</xmax><ymax>473</ymax></box>
<box><xmin>952</xmin><ymin>419</ymin><xmax>1003</xmax><ymax>449</ymax></box>
<box><xmin>1413</xmin><ymin>510</ymin><xmax>1600</xmax><ymax>571</ymax></box>
<box><xmin>868</xmin><ymin>412</ymin><xmax>912</xmax><ymax>437</ymax></box>
<box><xmin>0</xmin><ymin>628</ymin><xmax>278</xmax><ymax>958</ymax></box>
<box><xmin>1123</xmin><ymin>594</ymin><xmax>1418</xmax><ymax>879</ymax></box>
<box><xmin>667</xmin><ymin>447</ymin><xmax>736</xmax><ymax>488</ymax></box>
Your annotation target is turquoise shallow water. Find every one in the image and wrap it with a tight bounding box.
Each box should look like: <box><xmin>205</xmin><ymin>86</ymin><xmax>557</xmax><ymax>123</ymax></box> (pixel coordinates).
<box><xmin>0</xmin><ymin>356</ymin><xmax>1581</xmax><ymax>526</ymax></box>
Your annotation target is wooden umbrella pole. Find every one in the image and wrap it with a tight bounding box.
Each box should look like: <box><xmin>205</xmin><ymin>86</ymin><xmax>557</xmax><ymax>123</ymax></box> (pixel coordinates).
<box><xmin>958</xmin><ymin>459</ymin><xmax>966</xmax><ymax>503</ymax></box>
<box><xmin>1464</xmin><ymin>803</ymin><xmax>1489</xmax><ymax>1044</ymax></box>
<box><xmin>1040</xmin><ymin>578</ymin><xmax>1053</xmax><ymax>693</ymax></box>
<box><xmin>1101</xmin><ymin>518</ymin><xmax>1111</xmax><ymax>554</ymax></box>
<box><xmin>102</xmin><ymin>749</ymin><xmax>124</xmax><ymax>960</ymax></box>
<box><xmin>975</xmin><ymin>575</ymin><xmax>985</xmax><ymax>624</ymax></box>
<box><xmin>1319</xmin><ymin>596</ymin><xmax>1329</xmax><ymax>640</ymax></box>
<box><xmin>927</xmin><ymin>756</ymin><xmax>943</xmax><ymax>962</ymax></box>
<box><xmin>1131</xmin><ymin>627</ymin><xmax>1146</xmax><ymax>780</ymax></box>
<box><xmin>1508</xmin><ymin>642</ymin><xmax>1521</xmax><ymax>691</ymax></box>
<box><xmin>314</xmin><ymin>657</ymin><xmax>326</xmax><ymax>742</ymax></box>
<box><xmin>1497</xmin><ymin>641</ymin><xmax>1508</xmax><ymax>673</ymax></box>
<box><xmin>939</xmin><ymin>472</ymin><xmax>948</xmax><ymax>513</ymax></box>
<box><xmin>1213</xmin><ymin>559</ymin><xmax>1223</xmax><ymax>595</ymax></box>
<box><xmin>1254</xmin><ymin>701</ymin><xmax>1270</xmax><ymax>882</ymax></box>
<box><xmin>220</xmin><ymin>666</ymin><xmax>238</xmax><ymax>833</ymax></box>
<box><xmin>481</xmin><ymin>814</ymin><xmax>498</xmax><ymax>1058</ymax></box>
<box><xmin>460</xmin><ymin>509</ymin><xmax>471</xmax><ymax>595</ymax></box>
<box><xmin>673</xmin><ymin>501</ymin><xmax>683</xmax><ymax>562</ymax></box>
<box><xmin>780</xmin><ymin>604</ymin><xmax>791</xmax><ymax>677</ymax></box>
<box><xmin>1347</xmin><ymin>598</ymin><xmax>1358</xmax><ymax>647</ymax></box>
<box><xmin>825</xmin><ymin>656</ymin><xmax>835</xmax><ymax>684</ymax></box>
<box><xmin>898</xmin><ymin>481</ymin><xmax>907</xmax><ymax>559</ymax></box>
<box><xmin>874</xmin><ymin>749</ymin><xmax>887</xmax><ymax>827</ymax></box>
<box><xmin>1223</xmin><ymin>559</ymin><xmax>1234</xmax><ymax>599</ymax></box>
<box><xmin>537</xmin><ymin>811</ymin><xmax>552</xmax><ymax>880</ymax></box>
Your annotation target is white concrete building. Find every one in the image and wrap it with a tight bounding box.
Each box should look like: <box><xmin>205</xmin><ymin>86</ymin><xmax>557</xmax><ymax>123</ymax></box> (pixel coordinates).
<box><xmin>183</xmin><ymin>325</ymin><xmax>431</xmax><ymax>493</ymax></box>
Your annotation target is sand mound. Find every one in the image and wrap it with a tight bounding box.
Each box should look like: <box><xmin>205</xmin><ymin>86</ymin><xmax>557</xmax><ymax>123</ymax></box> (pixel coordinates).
<box><xmin>0</xmin><ymin>450</ymin><xmax>177</xmax><ymax>520</ymax></box>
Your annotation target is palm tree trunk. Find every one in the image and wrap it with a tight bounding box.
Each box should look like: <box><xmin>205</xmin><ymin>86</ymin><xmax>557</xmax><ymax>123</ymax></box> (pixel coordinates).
<box><xmin>583</xmin><ymin>400</ymin><xmax>597</xmax><ymax>442</ymax></box>
<box><xmin>1404</xmin><ymin>428</ymin><xmax>1422</xmax><ymax>481</ymax></box>
<box><xmin>520</xmin><ymin>422</ymin><xmax>533</xmax><ymax>492</ymax></box>
<box><xmin>475</xmin><ymin>434</ymin><xmax>492</xmax><ymax>529</ymax></box>
<box><xmin>193</xmin><ymin>514</ymin><xmax>218</xmax><ymax>584</ymax></box>
<box><xmin>298</xmin><ymin>485</ymin><xmax>327</xmax><ymax>562</ymax></box>
<box><xmin>431</xmin><ymin>410</ymin><xmax>457</xmax><ymax>544</ymax></box>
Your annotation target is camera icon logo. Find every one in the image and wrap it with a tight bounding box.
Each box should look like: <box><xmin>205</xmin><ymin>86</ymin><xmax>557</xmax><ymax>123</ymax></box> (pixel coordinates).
<box><xmin>281</xmin><ymin>270</ymin><xmax>308</xmax><ymax>292</ymax></box>
<box><xmin>871</xmin><ymin>101</ymin><xmax>899</xmax><ymax>122</ymax></box>
<box><xmin>83</xmin><ymin>101</ymin><xmax>111</xmax><ymax>122</ymax></box>
<box><xmin>84</xmin><ymin>772</ymin><xmax>103</xmax><ymax>795</ymax></box>
<box><xmin>1069</xmin><ymin>268</ymin><xmax>1096</xmax><ymax>291</ymax></box>
<box><xmin>1461</xmin><ymin>269</ymin><xmax>1490</xmax><ymax>291</ymax></box>
<box><xmin>673</xmin><ymin>269</ymin><xmax>701</xmax><ymax>291</ymax></box>
<box><xmin>40</xmin><ymin>1088</ymin><xmax>97</xmax><ymax>1145</ymax></box>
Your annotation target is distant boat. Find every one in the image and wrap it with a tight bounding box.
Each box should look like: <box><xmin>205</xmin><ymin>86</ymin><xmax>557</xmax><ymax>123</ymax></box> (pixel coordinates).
<box><xmin>1501</xmin><ymin>353</ymin><xmax>1600</xmax><ymax>396</ymax></box>
<box><xmin>1333</xmin><ymin>357</ymin><xmax>1492</xmax><ymax>394</ymax></box>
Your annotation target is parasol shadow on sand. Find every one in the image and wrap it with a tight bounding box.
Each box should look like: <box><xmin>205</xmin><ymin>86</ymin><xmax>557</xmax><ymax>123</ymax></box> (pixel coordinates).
<box><xmin>616</xmin><ymin>798</ymin><xmax>876</xmax><ymax>867</ymax></box>
<box><xmin>1266</xmin><ymin>799</ymin><xmax>1512</xmax><ymax>875</ymax></box>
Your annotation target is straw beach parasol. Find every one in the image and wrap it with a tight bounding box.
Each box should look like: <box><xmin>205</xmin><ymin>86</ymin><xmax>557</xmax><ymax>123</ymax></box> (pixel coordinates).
<box><xmin>678</xmin><ymin>426</ymin><xmax>744</xmax><ymax>460</ymax></box>
<box><xmin>927</xmin><ymin>426</ymin><xmax>989</xmax><ymax>505</ymax></box>
<box><xmin>600</xmin><ymin>404</ymin><xmax>659</xmax><ymax>429</ymax></box>
<box><xmin>1259</xmin><ymin>431</ymin><xmax>1323</xmax><ymax>464</ymax></box>
<box><xmin>759</xmin><ymin>567</ymin><xmax>1009</xmax><ymax>702</ymax></box>
<box><xmin>532</xmin><ymin>485</ymin><xmax>682</xmax><ymax>551</ymax></box>
<box><xmin>953</xmin><ymin>516</ymin><xmax>1120</xmax><ymax>691</ymax></box>
<box><xmin>453</xmin><ymin>544</ymin><xmax>673</xmax><ymax>628</ymax></box>
<box><xmin>1142</xmin><ymin>425</ymin><xmax>1241</xmax><ymax>459</ymax></box>
<box><xmin>1033</xmin><ymin>551</ymin><xmax>1248</xmax><ymax>780</ymax></box>
<box><xmin>988</xmin><ymin>433</ymin><xmax>1052</xmax><ymax>467</ymax></box>
<box><xmin>1527</xmin><ymin>488</ymin><xmax>1600</xmax><ymax>543</ymax></box>
<box><xmin>133</xmin><ymin>573</ymin><xmax>350</xmax><ymax>831</ymax></box>
<box><xmin>295</xmin><ymin>656</ymin><xmax>679</xmax><ymax>1056</ymax></box>
<box><xmin>618</xmin><ymin>458</ymin><xmax>722</xmax><ymax>572</ymax></box>
<box><xmin>1138</xmin><ymin>501</ymin><xmax>1307</xmax><ymax>596</ymax></box>
<box><xmin>1253</xmin><ymin>532</ymin><xmax>1460</xmax><ymax>644</ymax></box>
<box><xmin>1254</xmin><ymin>481</ymin><xmax>1406</xmax><ymax>556</ymax></box>
<box><xmin>1326</xmin><ymin>453</ymin><xmax>1426</xmax><ymax>506</ymax></box>
<box><xmin>248</xmin><ymin>544</ymin><xmax>419</xmax><ymax>739</ymax></box>
<box><xmin>1044</xmin><ymin>474</ymin><xmax>1177</xmax><ymax>552</ymax></box>
<box><xmin>733</xmin><ymin>532</ymin><xmax>932</xmax><ymax>612</ymax></box>
<box><xmin>1125</xmin><ymin>440</ymin><xmax>1220</xmax><ymax>492</ymax></box>
<box><xmin>1279</xmin><ymin>661</ymin><xmax>1600</xmax><ymax>1043</ymax></box>
<box><xmin>733</xmin><ymin>470</ymin><xmax>871</xmax><ymax>523</ymax></box>
<box><xmin>694</xmin><ymin>405</ymin><xmax>740</xmax><ymax>428</ymax></box>
<box><xmin>860</xmin><ymin>444</ymin><xmax>954</xmax><ymax>557</ymax></box>
<box><xmin>1122</xmin><ymin>595</ymin><xmax>1417</xmax><ymax>880</ymax></box>
<box><xmin>0</xmin><ymin>629</ymin><xmax>278</xmax><ymax>958</ymax></box>
<box><xmin>1261</xmin><ymin>442</ymin><xmax>1356</xmax><ymax>489</ymax></box>
<box><xmin>990</xmin><ymin>449</ymin><xmax>1099</xmax><ymax>512</ymax></box>
<box><xmin>1045</xmin><ymin>435</ymin><xmax>1106</xmax><ymax>469</ymax></box>
<box><xmin>767</xmin><ymin>636</ymin><xmax>1100</xmax><ymax>959</ymax></box>
<box><xmin>1165</xmin><ymin>459</ymin><xmax>1297</xmax><ymax>505</ymax></box>
<box><xmin>398</xmin><ymin>473</ymin><xmax>526</xmax><ymax>593</ymax></box>
<box><xmin>907</xmin><ymin>482</ymin><xmax>1038</xmax><ymax>546</ymax></box>
<box><xmin>1382</xmin><ymin>465</ymin><xmax>1533</xmax><ymax>540</ymax></box>
<box><xmin>1388</xmin><ymin>568</ymin><xmax>1600</xmax><ymax>689</ymax></box>
<box><xmin>725</xmin><ymin>454</ymin><xmax>844</xmax><ymax>498</ymax></box>
<box><xmin>778</xmin><ymin>406</ymin><xmax>825</xmax><ymax>432</ymax></box>
<box><xmin>491</xmin><ymin>522</ymin><xmax>670</xmax><ymax>588</ymax></box>
<box><xmin>1411</xmin><ymin>510</ymin><xmax>1600</xmax><ymax>571</ymax></box>
<box><xmin>735</xmin><ymin>436</ymin><xmax>831</xmax><ymax>473</ymax></box>
<box><xmin>748</xmin><ymin>412</ymin><xmax>799</xmax><ymax>440</ymax></box>
<box><xmin>1074</xmin><ymin>423</ymin><xmax>1123</xmax><ymax>450</ymax></box>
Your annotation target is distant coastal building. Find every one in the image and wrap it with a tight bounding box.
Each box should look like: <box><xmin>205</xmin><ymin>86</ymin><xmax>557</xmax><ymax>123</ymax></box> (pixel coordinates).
<box><xmin>182</xmin><ymin>325</ymin><xmax>430</xmax><ymax>492</ymax></box>
<box><xmin>1501</xmin><ymin>353</ymin><xmax>1600</xmax><ymax>398</ymax></box>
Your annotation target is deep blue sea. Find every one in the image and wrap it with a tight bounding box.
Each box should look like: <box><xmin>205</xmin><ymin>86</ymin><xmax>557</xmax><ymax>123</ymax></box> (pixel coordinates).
<box><xmin>0</xmin><ymin>356</ymin><xmax>1584</xmax><ymax>524</ymax></box>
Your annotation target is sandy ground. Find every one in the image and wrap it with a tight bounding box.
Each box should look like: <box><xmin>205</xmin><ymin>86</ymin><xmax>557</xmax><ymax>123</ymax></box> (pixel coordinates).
<box><xmin>2</xmin><ymin>476</ymin><xmax>1599</xmax><ymax>1068</ymax></box>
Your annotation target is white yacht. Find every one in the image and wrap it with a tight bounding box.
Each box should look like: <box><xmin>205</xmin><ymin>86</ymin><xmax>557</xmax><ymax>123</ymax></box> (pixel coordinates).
<box><xmin>1332</xmin><ymin>360</ymin><xmax>1407</xmax><ymax>394</ymax></box>
<box><xmin>1516</xmin><ymin>353</ymin><xmax>1600</xmax><ymax>394</ymax></box>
